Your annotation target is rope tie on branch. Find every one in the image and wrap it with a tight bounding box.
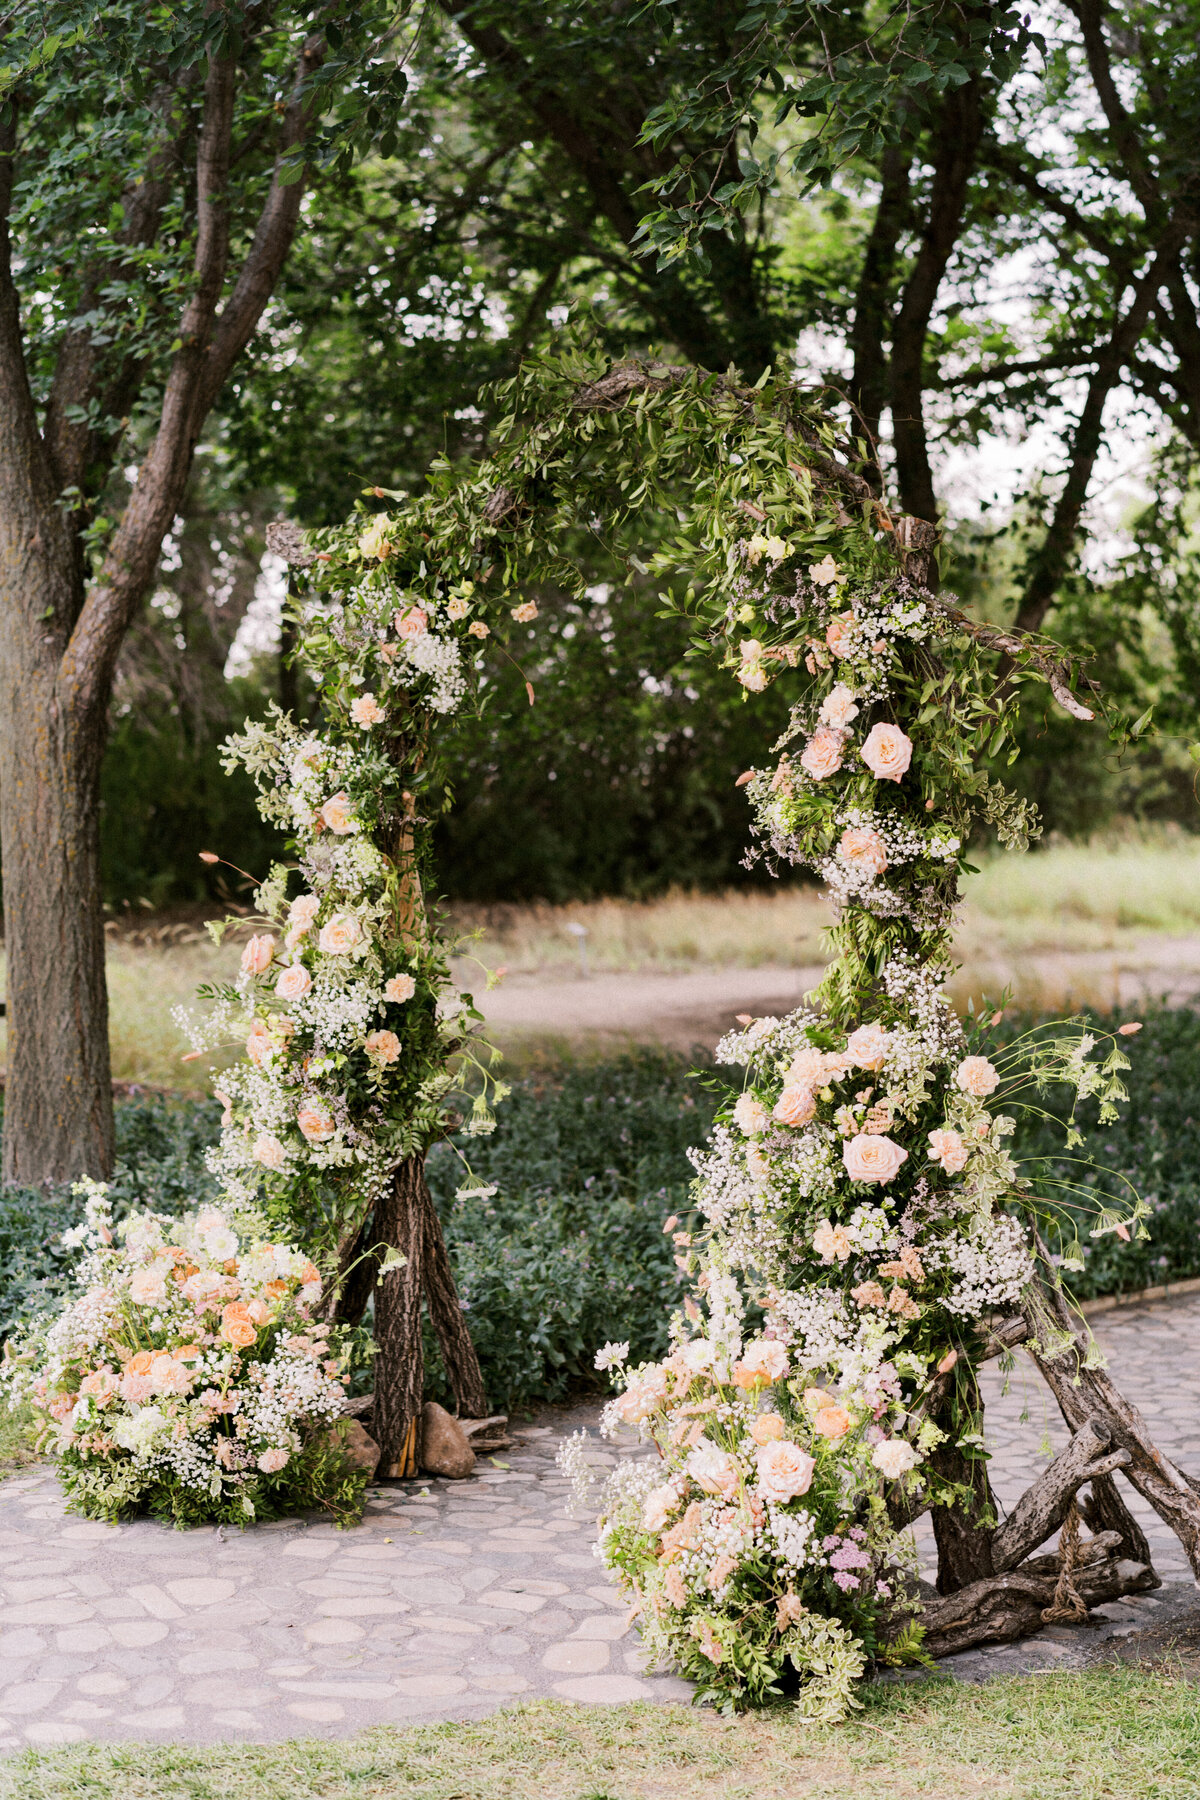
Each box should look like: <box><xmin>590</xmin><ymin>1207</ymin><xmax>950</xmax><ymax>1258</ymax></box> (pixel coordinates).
<box><xmin>1041</xmin><ymin>1501</ymin><xmax>1089</xmax><ymax>1624</ymax></box>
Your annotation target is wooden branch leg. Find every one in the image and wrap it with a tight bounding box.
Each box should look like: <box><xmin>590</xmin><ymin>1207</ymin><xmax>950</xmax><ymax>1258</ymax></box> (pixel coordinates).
<box><xmin>928</xmin><ymin>1371</ymin><xmax>998</xmax><ymax>1594</ymax></box>
<box><xmin>1024</xmin><ymin>1279</ymin><xmax>1200</xmax><ymax>1579</ymax></box>
<box><xmin>327</xmin><ymin>1209</ymin><xmax>378</xmax><ymax>1328</ymax></box>
<box><xmin>1080</xmin><ymin>1471</ymin><xmax>1155</xmax><ymax>1568</ymax></box>
<box><xmin>419</xmin><ymin>1166</ymin><xmax>488</xmax><ymax>1419</ymax></box>
<box><xmin>991</xmin><ymin>1419</ymin><xmax>1132</xmax><ymax>1572</ymax></box>
<box><xmin>373</xmin><ymin>1155</ymin><xmax>426</xmax><ymax>1477</ymax></box>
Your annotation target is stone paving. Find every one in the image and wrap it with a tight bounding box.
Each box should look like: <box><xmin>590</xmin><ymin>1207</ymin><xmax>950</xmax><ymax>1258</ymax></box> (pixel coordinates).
<box><xmin>0</xmin><ymin>1294</ymin><xmax>1197</xmax><ymax>1747</ymax></box>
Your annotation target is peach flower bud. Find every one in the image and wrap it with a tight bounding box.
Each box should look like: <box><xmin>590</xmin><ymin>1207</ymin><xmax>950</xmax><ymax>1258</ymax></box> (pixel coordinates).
<box><xmin>350</xmin><ymin>692</ymin><xmax>385</xmax><ymax>727</ymax></box>
<box><xmin>928</xmin><ymin>1127</ymin><xmax>968</xmax><ymax>1173</ymax></box>
<box><xmin>365</xmin><ymin>1029</ymin><xmax>401</xmax><ymax>1064</ymax></box>
<box><xmin>394</xmin><ymin>606</ymin><xmax>427</xmax><ymax>638</ymax></box>
<box><xmin>825</xmin><ymin>614</ymin><xmax>855</xmax><ymax>656</ymax></box>
<box><xmin>240</xmin><ymin>934</ymin><xmax>276</xmax><ymax>976</ymax></box>
<box><xmin>297</xmin><ymin>1102</ymin><xmax>336</xmax><ymax>1143</ymax></box>
<box><xmin>773</xmin><ymin>1084</ymin><xmax>817</xmax><ymax>1128</ymax></box>
<box><xmin>320</xmin><ymin>792</ymin><xmax>357</xmax><ymax>834</ymax></box>
<box><xmin>799</xmin><ymin>727</ymin><xmax>844</xmax><ymax>781</ymax></box>
<box><xmin>750</xmin><ymin>1413</ymin><xmax>786</xmax><ymax>1445</ymax></box>
<box><xmin>275</xmin><ymin>963</ymin><xmax>312</xmax><ymax>1002</ymax></box>
<box><xmin>1118</xmin><ymin>1021</ymin><xmax>1142</xmax><ymax>1035</ymax></box>
<box><xmin>842</xmin><ymin>1133</ymin><xmax>908</xmax><ymax>1184</ymax></box>
<box><xmin>860</xmin><ymin>721</ymin><xmax>913</xmax><ymax>781</ymax></box>
<box><xmin>937</xmin><ymin>1349</ymin><xmax>959</xmax><ymax>1374</ymax></box>
<box><xmin>955</xmin><ymin>1055</ymin><xmax>999</xmax><ymax>1097</ymax></box>
<box><xmin>755</xmin><ymin>1439</ymin><xmax>815</xmax><ymax>1503</ymax></box>
<box><xmin>318</xmin><ymin>913</ymin><xmax>363</xmax><ymax>955</ymax></box>
<box><xmin>812</xmin><ymin>1404</ymin><xmax>851</xmax><ymax>1440</ymax></box>
<box><xmin>384</xmin><ymin>973</ymin><xmax>416</xmax><ymax>1003</ymax></box>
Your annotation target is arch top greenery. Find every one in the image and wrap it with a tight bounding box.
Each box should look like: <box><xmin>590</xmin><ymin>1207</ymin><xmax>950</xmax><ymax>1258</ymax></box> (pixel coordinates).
<box><xmin>39</xmin><ymin>341</ymin><xmax>1199</xmax><ymax>1714</ymax></box>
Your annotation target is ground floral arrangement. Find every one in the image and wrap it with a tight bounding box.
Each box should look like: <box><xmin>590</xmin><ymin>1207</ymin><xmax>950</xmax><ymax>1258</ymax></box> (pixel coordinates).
<box><xmin>2</xmin><ymin>1184</ymin><xmax>367</xmax><ymax>1527</ymax></box>
<box><xmin>3</xmin><ymin>346</ymin><xmax>1146</xmax><ymax>1687</ymax></box>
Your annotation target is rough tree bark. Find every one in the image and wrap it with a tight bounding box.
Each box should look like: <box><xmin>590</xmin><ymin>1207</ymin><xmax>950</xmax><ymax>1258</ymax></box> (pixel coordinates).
<box><xmin>0</xmin><ymin>34</ymin><xmax>324</xmax><ymax>1184</ymax></box>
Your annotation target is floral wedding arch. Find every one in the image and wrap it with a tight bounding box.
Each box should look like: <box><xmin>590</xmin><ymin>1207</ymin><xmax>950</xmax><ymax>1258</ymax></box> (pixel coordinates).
<box><xmin>22</xmin><ymin>344</ymin><xmax>1200</xmax><ymax>1713</ymax></box>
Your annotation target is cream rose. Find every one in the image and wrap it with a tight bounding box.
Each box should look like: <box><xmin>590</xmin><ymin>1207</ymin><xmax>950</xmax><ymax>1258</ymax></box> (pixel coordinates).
<box><xmin>732</xmin><ymin>1093</ymin><xmax>768</xmax><ymax>1135</ymax></box>
<box><xmin>837</xmin><ymin>826</ymin><xmax>887</xmax><ymax>875</ymax></box>
<box><xmin>129</xmin><ymin>1267</ymin><xmax>166</xmax><ymax>1306</ymax></box>
<box><xmin>240</xmin><ymin>934</ymin><xmax>276</xmax><ymax>976</ymax></box>
<box><xmin>686</xmin><ymin>1444</ymin><xmax>741</xmax><ymax>1500</ymax></box>
<box><xmin>872</xmin><ymin>1438</ymin><xmax>920</xmax><ymax>1479</ymax></box>
<box><xmin>799</xmin><ymin>726</ymin><xmax>845</xmax><ymax>781</ymax></box>
<box><xmin>773</xmin><ymin>1083</ymin><xmax>817</xmax><ymax>1128</ymax></box>
<box><xmin>642</xmin><ymin>1484</ymin><xmax>677</xmax><ymax>1533</ymax></box>
<box><xmin>320</xmin><ymin>792</ymin><xmax>357</xmax><ymax>834</ymax></box>
<box><xmin>860</xmin><ymin>721</ymin><xmax>913</xmax><ymax>782</ymax></box>
<box><xmin>809</xmin><ymin>555</ymin><xmax>840</xmax><ymax>585</ymax></box>
<box><xmin>384</xmin><ymin>973</ymin><xmax>417</xmax><ymax>1003</ymax></box>
<box><xmin>928</xmin><ymin>1127</ymin><xmax>968</xmax><ymax>1172</ymax></box>
<box><xmin>955</xmin><ymin>1055</ymin><xmax>999</xmax><ymax>1097</ymax></box>
<box><xmin>318</xmin><ymin>913</ymin><xmax>363</xmax><ymax>955</ymax></box>
<box><xmin>755</xmin><ymin>1439</ymin><xmax>815</xmax><ymax>1503</ymax></box>
<box><xmin>740</xmin><ymin>1337</ymin><xmax>789</xmax><ymax>1381</ymax></box>
<box><xmin>820</xmin><ymin>682</ymin><xmax>859</xmax><ymax>726</ymax></box>
<box><xmin>298</xmin><ymin>1102</ymin><xmax>336</xmax><ymax>1143</ymax></box>
<box><xmin>846</xmin><ymin>1023</ymin><xmax>889</xmax><ymax>1071</ymax></box>
<box><xmin>842</xmin><ymin>1133</ymin><xmax>908</xmax><ymax>1184</ymax></box>
<box><xmin>350</xmin><ymin>692</ymin><xmax>385</xmax><ymax>727</ymax></box>
<box><xmin>275</xmin><ymin>963</ymin><xmax>312</xmax><ymax>1002</ymax></box>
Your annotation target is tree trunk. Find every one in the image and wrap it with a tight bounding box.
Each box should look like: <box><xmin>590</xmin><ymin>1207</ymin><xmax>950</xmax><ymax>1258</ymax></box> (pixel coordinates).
<box><xmin>372</xmin><ymin>1154</ymin><xmax>427</xmax><ymax>1477</ymax></box>
<box><xmin>0</xmin><ymin>604</ymin><xmax>114</xmax><ymax>1185</ymax></box>
<box><xmin>928</xmin><ymin>1369</ymin><xmax>999</xmax><ymax>1594</ymax></box>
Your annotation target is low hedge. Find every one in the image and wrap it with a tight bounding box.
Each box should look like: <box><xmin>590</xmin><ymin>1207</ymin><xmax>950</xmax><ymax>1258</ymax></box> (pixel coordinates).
<box><xmin>0</xmin><ymin>1012</ymin><xmax>1196</xmax><ymax>1411</ymax></box>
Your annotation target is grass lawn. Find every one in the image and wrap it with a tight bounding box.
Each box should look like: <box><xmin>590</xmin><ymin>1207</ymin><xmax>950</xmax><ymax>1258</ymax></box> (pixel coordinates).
<box><xmin>2</xmin><ymin>1672</ymin><xmax>1197</xmax><ymax>1800</ymax></box>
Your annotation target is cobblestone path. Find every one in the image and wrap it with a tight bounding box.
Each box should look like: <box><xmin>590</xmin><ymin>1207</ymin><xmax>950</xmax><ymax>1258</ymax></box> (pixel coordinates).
<box><xmin>0</xmin><ymin>1294</ymin><xmax>1196</xmax><ymax>1747</ymax></box>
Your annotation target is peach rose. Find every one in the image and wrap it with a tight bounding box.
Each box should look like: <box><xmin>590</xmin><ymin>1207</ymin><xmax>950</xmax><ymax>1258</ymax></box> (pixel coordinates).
<box><xmin>820</xmin><ymin>682</ymin><xmax>859</xmax><ymax>727</ymax></box>
<box><xmin>740</xmin><ymin>1337</ymin><xmax>789</xmax><ymax>1382</ymax></box>
<box><xmin>755</xmin><ymin>1438</ymin><xmax>815</xmax><ymax>1503</ymax></box>
<box><xmin>773</xmin><ymin>1083</ymin><xmax>816</xmax><ymax>1128</ymax></box>
<box><xmin>365</xmin><ymin>1029</ymin><xmax>401</xmax><ymax>1064</ymax></box>
<box><xmin>318</xmin><ymin>913</ymin><xmax>363</xmax><ymax>955</ymax></box>
<box><xmin>129</xmin><ymin>1267</ymin><xmax>166</xmax><ymax>1306</ymax></box>
<box><xmin>642</xmin><ymin>1484</ymin><xmax>677</xmax><ymax>1532</ymax></box>
<box><xmin>174</xmin><ymin>1344</ymin><xmax>203</xmax><ymax>1362</ymax></box>
<box><xmin>799</xmin><ymin>727</ymin><xmax>845</xmax><ymax>781</ymax></box>
<box><xmin>510</xmin><ymin>601</ymin><xmax>538</xmax><ymax>623</ymax></box>
<box><xmin>275</xmin><ymin>963</ymin><xmax>312</xmax><ymax>1002</ymax></box>
<box><xmin>837</xmin><ymin>826</ymin><xmax>887</xmax><ymax>875</ymax></box>
<box><xmin>846</xmin><ymin>1023</ymin><xmax>889</xmax><ymax>1071</ymax></box>
<box><xmin>825</xmin><ymin>613</ymin><xmax>855</xmax><ymax>656</ymax></box>
<box><xmin>732</xmin><ymin>1093</ymin><xmax>768</xmax><ymax>1135</ymax></box>
<box><xmin>812</xmin><ymin>1405</ymin><xmax>851</xmax><ymax>1440</ymax></box>
<box><xmin>750</xmin><ymin>1413</ymin><xmax>786</xmax><ymax>1445</ymax></box>
<box><xmin>394</xmin><ymin>606</ymin><xmax>428</xmax><ymax>638</ymax></box>
<box><xmin>384</xmin><ymin>973</ymin><xmax>416</xmax><ymax>1003</ymax></box>
<box><xmin>860</xmin><ymin>721</ymin><xmax>913</xmax><ymax>782</ymax></box>
<box><xmin>928</xmin><ymin>1127</ymin><xmax>968</xmax><ymax>1172</ymax></box>
<box><xmin>240</xmin><ymin>934</ymin><xmax>276</xmax><ymax>976</ymax></box>
<box><xmin>955</xmin><ymin>1055</ymin><xmax>999</xmax><ymax>1097</ymax></box>
<box><xmin>298</xmin><ymin>1101</ymin><xmax>336</xmax><ymax>1143</ymax></box>
<box><xmin>842</xmin><ymin>1133</ymin><xmax>908</xmax><ymax>1184</ymax></box>
<box><xmin>320</xmin><ymin>792</ymin><xmax>357</xmax><ymax>834</ymax></box>
<box><xmin>350</xmin><ymin>692</ymin><xmax>385</xmax><ymax>727</ymax></box>
<box><xmin>221</xmin><ymin>1308</ymin><xmax>258</xmax><ymax>1349</ymax></box>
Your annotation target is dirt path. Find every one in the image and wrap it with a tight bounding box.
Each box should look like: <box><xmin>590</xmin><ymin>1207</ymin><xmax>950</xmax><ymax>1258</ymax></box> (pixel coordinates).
<box><xmin>462</xmin><ymin>936</ymin><xmax>1200</xmax><ymax>1052</ymax></box>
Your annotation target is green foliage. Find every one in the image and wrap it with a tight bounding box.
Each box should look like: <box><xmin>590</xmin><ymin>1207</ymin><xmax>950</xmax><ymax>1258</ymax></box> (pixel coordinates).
<box><xmin>425</xmin><ymin>1050</ymin><xmax>723</xmax><ymax>1411</ymax></box>
<box><xmin>57</xmin><ymin>1439</ymin><xmax>368</xmax><ymax>1531</ymax></box>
